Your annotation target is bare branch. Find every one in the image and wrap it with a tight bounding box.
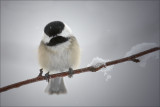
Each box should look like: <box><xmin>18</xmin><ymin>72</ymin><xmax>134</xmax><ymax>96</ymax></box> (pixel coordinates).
<box><xmin>0</xmin><ymin>47</ymin><xmax>159</xmax><ymax>93</ymax></box>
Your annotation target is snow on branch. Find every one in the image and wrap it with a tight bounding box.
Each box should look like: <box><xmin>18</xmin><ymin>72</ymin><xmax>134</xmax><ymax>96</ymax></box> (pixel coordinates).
<box><xmin>87</xmin><ymin>57</ymin><xmax>114</xmax><ymax>81</ymax></box>
<box><xmin>125</xmin><ymin>43</ymin><xmax>159</xmax><ymax>67</ymax></box>
<box><xmin>0</xmin><ymin>47</ymin><xmax>160</xmax><ymax>93</ymax></box>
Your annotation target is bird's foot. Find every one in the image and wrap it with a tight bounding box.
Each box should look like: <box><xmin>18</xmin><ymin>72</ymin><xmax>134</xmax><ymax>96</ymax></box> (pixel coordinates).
<box><xmin>68</xmin><ymin>68</ymin><xmax>74</xmax><ymax>78</ymax></box>
<box><xmin>44</xmin><ymin>72</ymin><xmax>50</xmax><ymax>82</ymax></box>
<box><xmin>38</xmin><ymin>68</ymin><xmax>43</xmax><ymax>77</ymax></box>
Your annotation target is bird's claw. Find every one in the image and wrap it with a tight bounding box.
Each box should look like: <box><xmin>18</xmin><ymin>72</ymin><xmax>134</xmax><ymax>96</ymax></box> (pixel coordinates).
<box><xmin>38</xmin><ymin>68</ymin><xmax>43</xmax><ymax>77</ymax></box>
<box><xmin>68</xmin><ymin>68</ymin><xmax>74</xmax><ymax>78</ymax></box>
<box><xmin>44</xmin><ymin>72</ymin><xmax>50</xmax><ymax>82</ymax></box>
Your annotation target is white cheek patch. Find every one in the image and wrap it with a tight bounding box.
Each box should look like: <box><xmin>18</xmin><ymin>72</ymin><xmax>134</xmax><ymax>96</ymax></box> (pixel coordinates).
<box><xmin>57</xmin><ymin>23</ymin><xmax>72</xmax><ymax>37</ymax></box>
<box><xmin>42</xmin><ymin>33</ymin><xmax>53</xmax><ymax>44</ymax></box>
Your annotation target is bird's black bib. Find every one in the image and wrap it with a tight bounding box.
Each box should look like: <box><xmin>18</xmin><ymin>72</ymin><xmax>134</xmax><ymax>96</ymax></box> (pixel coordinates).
<box><xmin>46</xmin><ymin>36</ymin><xmax>69</xmax><ymax>46</ymax></box>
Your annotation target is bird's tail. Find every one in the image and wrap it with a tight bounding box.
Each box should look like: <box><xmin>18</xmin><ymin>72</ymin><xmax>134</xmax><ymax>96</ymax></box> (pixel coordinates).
<box><xmin>45</xmin><ymin>77</ymin><xmax>67</xmax><ymax>95</ymax></box>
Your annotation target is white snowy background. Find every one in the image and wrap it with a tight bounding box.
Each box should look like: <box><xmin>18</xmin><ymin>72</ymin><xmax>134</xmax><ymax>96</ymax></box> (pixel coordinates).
<box><xmin>0</xmin><ymin>1</ymin><xmax>159</xmax><ymax>106</ymax></box>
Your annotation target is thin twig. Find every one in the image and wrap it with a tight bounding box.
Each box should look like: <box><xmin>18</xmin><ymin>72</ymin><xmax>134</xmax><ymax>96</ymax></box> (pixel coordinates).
<box><xmin>0</xmin><ymin>47</ymin><xmax>159</xmax><ymax>93</ymax></box>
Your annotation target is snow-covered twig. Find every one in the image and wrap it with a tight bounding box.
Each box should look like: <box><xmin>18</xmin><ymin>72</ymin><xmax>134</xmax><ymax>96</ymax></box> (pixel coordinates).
<box><xmin>0</xmin><ymin>47</ymin><xmax>159</xmax><ymax>93</ymax></box>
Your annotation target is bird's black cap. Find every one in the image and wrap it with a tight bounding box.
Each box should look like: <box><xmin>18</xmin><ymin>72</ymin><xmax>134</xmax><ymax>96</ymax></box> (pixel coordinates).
<box><xmin>44</xmin><ymin>21</ymin><xmax>65</xmax><ymax>37</ymax></box>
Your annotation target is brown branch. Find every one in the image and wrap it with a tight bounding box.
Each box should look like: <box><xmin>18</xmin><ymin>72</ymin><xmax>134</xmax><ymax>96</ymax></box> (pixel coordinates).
<box><xmin>0</xmin><ymin>47</ymin><xmax>160</xmax><ymax>93</ymax></box>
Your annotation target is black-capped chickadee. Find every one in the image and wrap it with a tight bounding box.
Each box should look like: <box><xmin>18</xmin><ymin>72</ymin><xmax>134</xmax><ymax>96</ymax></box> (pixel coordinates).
<box><xmin>38</xmin><ymin>21</ymin><xmax>80</xmax><ymax>94</ymax></box>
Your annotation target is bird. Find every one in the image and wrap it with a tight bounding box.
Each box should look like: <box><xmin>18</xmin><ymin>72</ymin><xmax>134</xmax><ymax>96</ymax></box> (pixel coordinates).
<box><xmin>38</xmin><ymin>21</ymin><xmax>80</xmax><ymax>94</ymax></box>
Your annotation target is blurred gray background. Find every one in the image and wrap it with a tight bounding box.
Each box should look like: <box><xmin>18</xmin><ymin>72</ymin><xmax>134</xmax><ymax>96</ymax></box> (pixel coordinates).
<box><xmin>0</xmin><ymin>1</ymin><xmax>159</xmax><ymax>106</ymax></box>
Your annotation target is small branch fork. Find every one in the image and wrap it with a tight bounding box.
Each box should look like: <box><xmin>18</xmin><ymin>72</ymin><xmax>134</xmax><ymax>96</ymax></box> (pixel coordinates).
<box><xmin>0</xmin><ymin>47</ymin><xmax>159</xmax><ymax>93</ymax></box>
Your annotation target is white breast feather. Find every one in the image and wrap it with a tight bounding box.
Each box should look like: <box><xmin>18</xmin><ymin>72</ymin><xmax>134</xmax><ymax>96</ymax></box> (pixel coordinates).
<box><xmin>38</xmin><ymin>36</ymin><xmax>80</xmax><ymax>74</ymax></box>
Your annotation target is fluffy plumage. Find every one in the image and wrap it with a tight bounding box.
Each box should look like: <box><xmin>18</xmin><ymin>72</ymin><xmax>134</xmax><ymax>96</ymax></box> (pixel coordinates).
<box><xmin>38</xmin><ymin>21</ymin><xmax>80</xmax><ymax>94</ymax></box>
<box><xmin>39</xmin><ymin>36</ymin><xmax>80</xmax><ymax>73</ymax></box>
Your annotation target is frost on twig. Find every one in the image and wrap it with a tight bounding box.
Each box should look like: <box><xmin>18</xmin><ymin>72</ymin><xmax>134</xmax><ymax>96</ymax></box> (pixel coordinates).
<box><xmin>87</xmin><ymin>57</ymin><xmax>114</xmax><ymax>81</ymax></box>
<box><xmin>125</xmin><ymin>43</ymin><xmax>159</xmax><ymax>67</ymax></box>
<box><xmin>87</xmin><ymin>57</ymin><xmax>106</xmax><ymax>68</ymax></box>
